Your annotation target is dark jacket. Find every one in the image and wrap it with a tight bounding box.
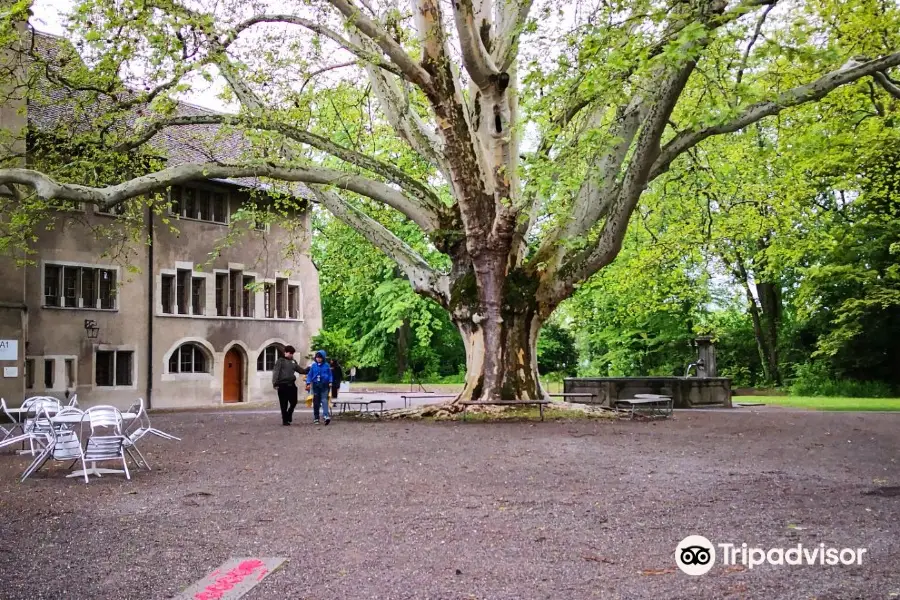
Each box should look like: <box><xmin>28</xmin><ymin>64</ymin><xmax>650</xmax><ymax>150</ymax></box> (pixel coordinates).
<box><xmin>306</xmin><ymin>350</ymin><xmax>332</xmax><ymax>387</ymax></box>
<box><xmin>272</xmin><ymin>357</ymin><xmax>306</xmax><ymax>387</ymax></box>
<box><xmin>331</xmin><ymin>362</ymin><xmax>343</xmax><ymax>386</ymax></box>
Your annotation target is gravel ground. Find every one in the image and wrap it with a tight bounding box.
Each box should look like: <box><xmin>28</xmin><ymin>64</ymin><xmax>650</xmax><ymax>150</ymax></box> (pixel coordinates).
<box><xmin>0</xmin><ymin>408</ymin><xmax>898</xmax><ymax>600</ymax></box>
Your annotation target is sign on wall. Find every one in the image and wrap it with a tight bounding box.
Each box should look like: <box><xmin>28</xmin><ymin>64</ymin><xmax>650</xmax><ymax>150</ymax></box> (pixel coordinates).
<box><xmin>0</xmin><ymin>340</ymin><xmax>17</xmax><ymax>361</ymax></box>
<box><xmin>3</xmin><ymin>367</ymin><xmax>17</xmax><ymax>378</ymax></box>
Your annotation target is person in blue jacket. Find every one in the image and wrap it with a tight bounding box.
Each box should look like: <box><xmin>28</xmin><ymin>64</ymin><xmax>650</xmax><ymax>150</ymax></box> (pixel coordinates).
<box><xmin>306</xmin><ymin>349</ymin><xmax>333</xmax><ymax>425</ymax></box>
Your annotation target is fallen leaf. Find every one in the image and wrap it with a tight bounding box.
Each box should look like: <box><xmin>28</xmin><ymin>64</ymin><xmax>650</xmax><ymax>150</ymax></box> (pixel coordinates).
<box><xmin>724</xmin><ymin>565</ymin><xmax>746</xmax><ymax>574</ymax></box>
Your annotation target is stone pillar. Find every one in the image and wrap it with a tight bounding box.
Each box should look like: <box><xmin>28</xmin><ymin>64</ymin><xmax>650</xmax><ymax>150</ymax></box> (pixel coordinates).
<box><xmin>695</xmin><ymin>336</ymin><xmax>717</xmax><ymax>378</ymax></box>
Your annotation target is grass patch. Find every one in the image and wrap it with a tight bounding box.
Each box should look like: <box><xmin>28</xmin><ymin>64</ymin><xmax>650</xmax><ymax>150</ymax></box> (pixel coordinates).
<box><xmin>751</xmin><ymin>396</ymin><xmax>900</xmax><ymax>412</ymax></box>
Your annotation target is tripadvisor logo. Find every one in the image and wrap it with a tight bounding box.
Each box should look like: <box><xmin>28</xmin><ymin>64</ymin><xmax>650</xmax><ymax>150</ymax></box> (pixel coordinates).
<box><xmin>675</xmin><ymin>535</ymin><xmax>716</xmax><ymax>576</ymax></box>
<box><xmin>675</xmin><ymin>535</ymin><xmax>868</xmax><ymax>575</ymax></box>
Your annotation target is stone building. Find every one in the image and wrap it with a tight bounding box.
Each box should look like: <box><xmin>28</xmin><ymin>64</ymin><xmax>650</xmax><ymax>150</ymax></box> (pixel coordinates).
<box><xmin>0</xmin><ymin>29</ymin><xmax>322</xmax><ymax>409</ymax></box>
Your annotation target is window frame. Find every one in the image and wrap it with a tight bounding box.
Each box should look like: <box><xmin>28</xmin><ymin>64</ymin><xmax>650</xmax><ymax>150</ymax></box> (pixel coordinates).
<box><xmin>256</xmin><ymin>344</ymin><xmax>284</xmax><ymax>371</ymax></box>
<box><xmin>167</xmin><ymin>343</ymin><xmax>211</xmax><ymax>375</ymax></box>
<box><xmin>94</xmin><ymin>347</ymin><xmax>136</xmax><ymax>389</ymax></box>
<box><xmin>42</xmin><ymin>262</ymin><xmax>119</xmax><ymax>311</ymax></box>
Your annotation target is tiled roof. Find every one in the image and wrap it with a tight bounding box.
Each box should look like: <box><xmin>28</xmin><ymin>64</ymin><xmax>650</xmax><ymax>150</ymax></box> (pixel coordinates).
<box><xmin>24</xmin><ymin>29</ymin><xmax>310</xmax><ymax>199</ymax></box>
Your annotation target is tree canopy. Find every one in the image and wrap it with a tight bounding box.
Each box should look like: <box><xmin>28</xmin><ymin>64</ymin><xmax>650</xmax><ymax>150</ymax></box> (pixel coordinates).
<box><xmin>1</xmin><ymin>0</ymin><xmax>899</xmax><ymax>404</ymax></box>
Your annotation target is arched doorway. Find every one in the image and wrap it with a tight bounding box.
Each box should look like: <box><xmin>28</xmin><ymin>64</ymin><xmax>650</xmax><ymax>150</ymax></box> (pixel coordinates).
<box><xmin>223</xmin><ymin>347</ymin><xmax>244</xmax><ymax>403</ymax></box>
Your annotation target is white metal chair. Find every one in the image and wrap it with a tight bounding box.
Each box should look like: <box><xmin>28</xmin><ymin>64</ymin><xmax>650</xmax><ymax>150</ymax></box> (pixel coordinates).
<box><xmin>66</xmin><ymin>394</ymin><xmax>79</xmax><ymax>408</ymax></box>
<box><xmin>22</xmin><ymin>398</ymin><xmax>61</xmax><ymax>455</ymax></box>
<box><xmin>82</xmin><ymin>406</ymin><xmax>130</xmax><ymax>480</ymax></box>
<box><xmin>0</xmin><ymin>398</ymin><xmax>16</xmax><ymax>442</ymax></box>
<box><xmin>20</xmin><ymin>407</ymin><xmax>88</xmax><ymax>483</ymax></box>
<box><xmin>123</xmin><ymin>398</ymin><xmax>180</xmax><ymax>471</ymax></box>
<box><xmin>53</xmin><ymin>406</ymin><xmax>85</xmax><ymax>431</ymax></box>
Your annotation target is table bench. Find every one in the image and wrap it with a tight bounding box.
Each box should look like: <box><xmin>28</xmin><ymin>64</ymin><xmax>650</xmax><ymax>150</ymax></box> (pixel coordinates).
<box><xmin>549</xmin><ymin>393</ymin><xmax>598</xmax><ymax>404</ymax></box>
<box><xmin>459</xmin><ymin>400</ymin><xmax>551</xmax><ymax>422</ymax></box>
<box><xmin>614</xmin><ymin>394</ymin><xmax>673</xmax><ymax>420</ymax></box>
<box><xmin>333</xmin><ymin>398</ymin><xmax>386</xmax><ymax>415</ymax></box>
<box><xmin>400</xmin><ymin>394</ymin><xmax>457</xmax><ymax>408</ymax></box>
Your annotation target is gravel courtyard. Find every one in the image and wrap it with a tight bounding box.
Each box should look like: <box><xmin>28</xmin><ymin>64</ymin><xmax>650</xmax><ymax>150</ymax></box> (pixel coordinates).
<box><xmin>0</xmin><ymin>408</ymin><xmax>898</xmax><ymax>600</ymax></box>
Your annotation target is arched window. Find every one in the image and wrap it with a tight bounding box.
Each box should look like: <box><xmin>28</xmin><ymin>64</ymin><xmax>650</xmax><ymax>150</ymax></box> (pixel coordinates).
<box><xmin>257</xmin><ymin>344</ymin><xmax>284</xmax><ymax>371</ymax></box>
<box><xmin>168</xmin><ymin>343</ymin><xmax>209</xmax><ymax>374</ymax></box>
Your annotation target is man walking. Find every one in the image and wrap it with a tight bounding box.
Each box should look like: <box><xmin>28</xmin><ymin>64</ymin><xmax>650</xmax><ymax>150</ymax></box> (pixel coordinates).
<box><xmin>306</xmin><ymin>349</ymin><xmax>333</xmax><ymax>425</ymax></box>
<box><xmin>272</xmin><ymin>345</ymin><xmax>307</xmax><ymax>426</ymax></box>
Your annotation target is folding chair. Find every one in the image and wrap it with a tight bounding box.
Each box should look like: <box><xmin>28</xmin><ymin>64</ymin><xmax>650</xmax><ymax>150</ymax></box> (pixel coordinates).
<box><xmin>123</xmin><ymin>399</ymin><xmax>179</xmax><ymax>471</ymax></box>
<box><xmin>82</xmin><ymin>406</ymin><xmax>130</xmax><ymax>480</ymax></box>
<box><xmin>0</xmin><ymin>398</ymin><xmax>16</xmax><ymax>442</ymax></box>
<box><xmin>20</xmin><ymin>407</ymin><xmax>88</xmax><ymax>483</ymax></box>
<box><xmin>22</xmin><ymin>398</ymin><xmax>61</xmax><ymax>456</ymax></box>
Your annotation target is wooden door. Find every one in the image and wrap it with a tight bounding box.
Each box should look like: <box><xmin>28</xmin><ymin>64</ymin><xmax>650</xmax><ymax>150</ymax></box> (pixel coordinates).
<box><xmin>223</xmin><ymin>348</ymin><xmax>243</xmax><ymax>403</ymax></box>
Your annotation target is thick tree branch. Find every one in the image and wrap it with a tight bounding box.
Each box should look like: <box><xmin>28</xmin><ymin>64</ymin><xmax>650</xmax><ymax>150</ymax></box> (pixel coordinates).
<box><xmin>492</xmin><ymin>0</ymin><xmax>534</xmax><ymax>71</ymax></box>
<box><xmin>650</xmin><ymin>52</ymin><xmax>900</xmax><ymax>180</ymax></box>
<box><xmin>115</xmin><ymin>114</ymin><xmax>444</xmax><ymax>212</ymax></box>
<box><xmin>323</xmin><ymin>0</ymin><xmax>433</xmax><ymax>90</ymax></box>
<box><xmin>553</xmin><ymin>61</ymin><xmax>698</xmax><ymax>298</ymax></box>
<box><xmin>874</xmin><ymin>71</ymin><xmax>900</xmax><ymax>99</ymax></box>
<box><xmin>0</xmin><ymin>164</ymin><xmax>441</xmax><ymax>232</ymax></box>
<box><xmin>310</xmin><ymin>187</ymin><xmax>450</xmax><ymax>305</ymax></box>
<box><xmin>452</xmin><ymin>0</ymin><xmax>500</xmax><ymax>88</ymax></box>
<box><xmin>226</xmin><ymin>14</ymin><xmax>408</xmax><ymax>80</ymax></box>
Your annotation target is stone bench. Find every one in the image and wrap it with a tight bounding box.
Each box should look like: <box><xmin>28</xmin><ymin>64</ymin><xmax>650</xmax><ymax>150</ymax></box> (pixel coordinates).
<box><xmin>459</xmin><ymin>400</ymin><xmax>551</xmax><ymax>422</ymax></box>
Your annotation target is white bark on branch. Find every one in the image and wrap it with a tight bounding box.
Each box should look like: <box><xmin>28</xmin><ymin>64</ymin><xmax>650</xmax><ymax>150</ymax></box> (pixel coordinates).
<box><xmin>0</xmin><ymin>164</ymin><xmax>441</xmax><ymax>232</ymax></box>
<box><xmin>491</xmin><ymin>0</ymin><xmax>534</xmax><ymax>71</ymax></box>
<box><xmin>116</xmin><ymin>114</ymin><xmax>444</xmax><ymax>212</ymax></box>
<box><xmin>226</xmin><ymin>15</ymin><xmax>407</xmax><ymax>80</ymax></box>
<box><xmin>452</xmin><ymin>0</ymin><xmax>500</xmax><ymax>88</ymax></box>
<box><xmin>650</xmin><ymin>52</ymin><xmax>900</xmax><ymax>180</ymax></box>
<box><xmin>324</xmin><ymin>0</ymin><xmax>434</xmax><ymax>90</ymax></box>
<box><xmin>310</xmin><ymin>187</ymin><xmax>450</xmax><ymax>304</ymax></box>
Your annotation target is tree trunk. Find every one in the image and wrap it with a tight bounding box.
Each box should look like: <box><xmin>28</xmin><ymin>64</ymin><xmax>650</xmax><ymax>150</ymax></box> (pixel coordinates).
<box><xmin>449</xmin><ymin>267</ymin><xmax>546</xmax><ymax>403</ymax></box>
<box><xmin>756</xmin><ymin>281</ymin><xmax>782</xmax><ymax>386</ymax></box>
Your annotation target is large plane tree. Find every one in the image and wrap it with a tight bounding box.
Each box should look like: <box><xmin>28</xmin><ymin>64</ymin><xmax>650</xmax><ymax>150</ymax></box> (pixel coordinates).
<box><xmin>1</xmin><ymin>0</ymin><xmax>899</xmax><ymax>405</ymax></box>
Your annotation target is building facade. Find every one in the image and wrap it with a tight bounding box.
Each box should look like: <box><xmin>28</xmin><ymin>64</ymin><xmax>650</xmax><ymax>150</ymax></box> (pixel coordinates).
<box><xmin>0</xmin><ymin>30</ymin><xmax>323</xmax><ymax>409</ymax></box>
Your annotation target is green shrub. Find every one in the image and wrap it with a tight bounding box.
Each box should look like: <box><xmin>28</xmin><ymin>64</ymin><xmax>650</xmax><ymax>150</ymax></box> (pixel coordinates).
<box><xmin>790</xmin><ymin>362</ymin><xmax>894</xmax><ymax>398</ymax></box>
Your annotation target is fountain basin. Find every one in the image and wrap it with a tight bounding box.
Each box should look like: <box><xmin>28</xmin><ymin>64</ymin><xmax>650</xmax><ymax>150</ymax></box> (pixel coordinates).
<box><xmin>563</xmin><ymin>376</ymin><xmax>732</xmax><ymax>409</ymax></box>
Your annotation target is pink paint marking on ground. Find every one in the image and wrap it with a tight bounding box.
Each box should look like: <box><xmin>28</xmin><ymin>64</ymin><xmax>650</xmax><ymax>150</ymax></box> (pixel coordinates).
<box><xmin>193</xmin><ymin>560</ymin><xmax>267</xmax><ymax>600</ymax></box>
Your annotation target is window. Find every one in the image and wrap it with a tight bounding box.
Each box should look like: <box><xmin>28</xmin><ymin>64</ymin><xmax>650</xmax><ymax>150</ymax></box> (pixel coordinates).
<box><xmin>229</xmin><ymin>270</ymin><xmax>242</xmax><ymax>317</ymax></box>
<box><xmin>275</xmin><ymin>278</ymin><xmax>287</xmax><ymax>318</ymax></box>
<box><xmin>25</xmin><ymin>358</ymin><xmax>34</xmax><ymax>389</ymax></box>
<box><xmin>288</xmin><ymin>285</ymin><xmax>299</xmax><ymax>319</ymax></box>
<box><xmin>44</xmin><ymin>265</ymin><xmax>61</xmax><ymax>306</ymax></box>
<box><xmin>81</xmin><ymin>268</ymin><xmax>96</xmax><ymax>309</ymax></box>
<box><xmin>257</xmin><ymin>345</ymin><xmax>283</xmax><ymax>371</ymax></box>
<box><xmin>44</xmin><ymin>264</ymin><xmax>116</xmax><ymax>309</ymax></box>
<box><xmin>63</xmin><ymin>266</ymin><xmax>78</xmax><ymax>307</ymax></box>
<box><xmin>95</xmin><ymin>350</ymin><xmax>133</xmax><ymax>387</ymax></box>
<box><xmin>65</xmin><ymin>359</ymin><xmax>75</xmax><ymax>388</ymax></box>
<box><xmin>242</xmin><ymin>276</ymin><xmax>255</xmax><ymax>317</ymax></box>
<box><xmin>168</xmin><ymin>343</ymin><xmax>209</xmax><ymax>374</ymax></box>
<box><xmin>99</xmin><ymin>269</ymin><xmax>116</xmax><ymax>309</ymax></box>
<box><xmin>196</xmin><ymin>189</ymin><xmax>210</xmax><ymax>221</ymax></box>
<box><xmin>170</xmin><ymin>185</ymin><xmax>229</xmax><ymax>224</ymax></box>
<box><xmin>96</xmin><ymin>201</ymin><xmax>128</xmax><ymax>216</ymax></box>
<box><xmin>191</xmin><ymin>277</ymin><xmax>205</xmax><ymax>315</ymax></box>
<box><xmin>161</xmin><ymin>274</ymin><xmax>174</xmax><ymax>314</ymax></box>
<box><xmin>263</xmin><ymin>283</ymin><xmax>274</xmax><ymax>318</ymax></box>
<box><xmin>215</xmin><ymin>273</ymin><xmax>228</xmax><ymax>316</ymax></box>
<box><xmin>176</xmin><ymin>269</ymin><xmax>191</xmax><ymax>315</ymax></box>
<box><xmin>212</xmin><ymin>193</ymin><xmax>228</xmax><ymax>223</ymax></box>
<box><xmin>44</xmin><ymin>358</ymin><xmax>54</xmax><ymax>389</ymax></box>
